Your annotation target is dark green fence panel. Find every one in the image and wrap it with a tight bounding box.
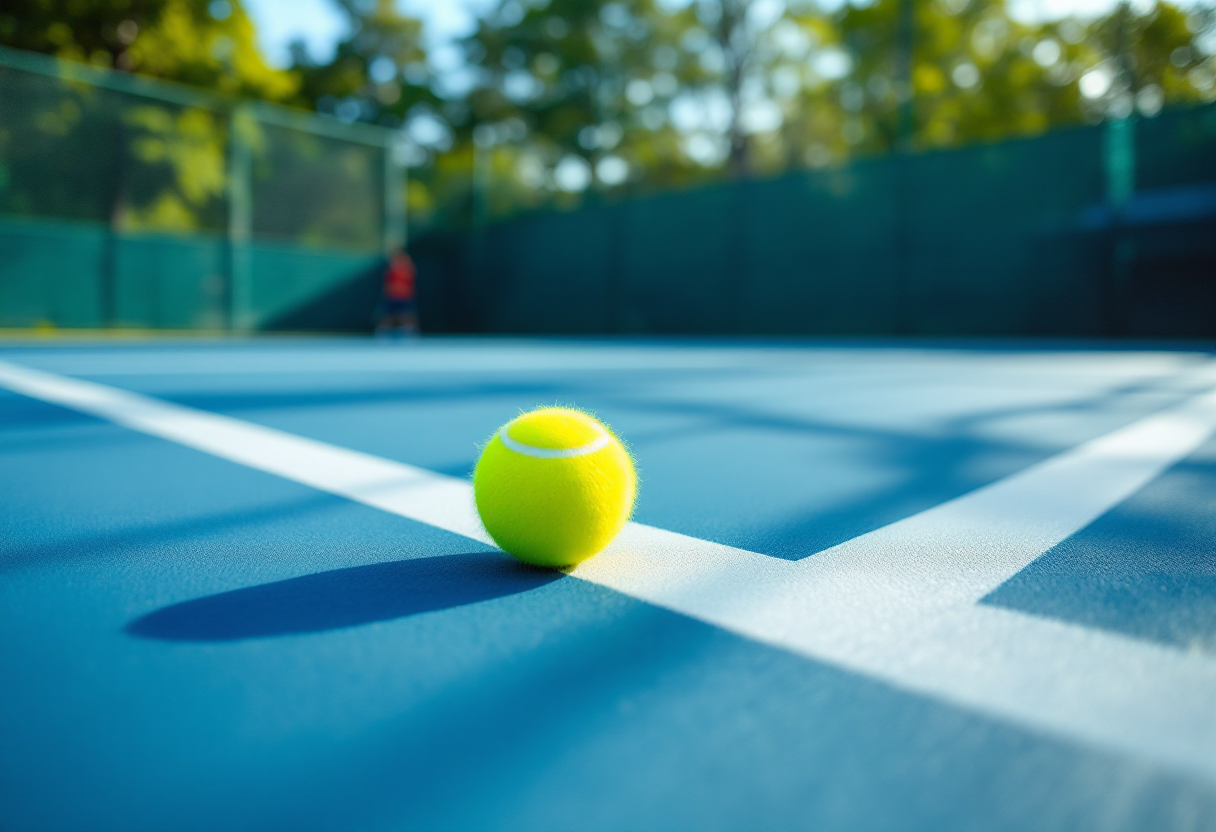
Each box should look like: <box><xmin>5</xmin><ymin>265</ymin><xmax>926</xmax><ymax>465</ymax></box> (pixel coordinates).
<box><xmin>0</xmin><ymin>218</ymin><xmax>383</xmax><ymax>331</ymax></box>
<box><xmin>741</xmin><ymin>161</ymin><xmax>900</xmax><ymax>335</ymax></box>
<box><xmin>419</xmin><ymin>104</ymin><xmax>1214</xmax><ymax>340</ymax></box>
<box><xmin>906</xmin><ymin>126</ymin><xmax>1107</xmax><ymax>337</ymax></box>
<box><xmin>1136</xmin><ymin>105</ymin><xmax>1216</xmax><ymax>190</ymax></box>
<box><xmin>617</xmin><ymin>186</ymin><xmax>736</xmax><ymax>334</ymax></box>
<box><xmin>475</xmin><ymin>206</ymin><xmax>615</xmax><ymax>333</ymax></box>
<box><xmin>247</xmin><ymin>244</ymin><xmax>383</xmax><ymax>330</ymax></box>
<box><xmin>1121</xmin><ymin>106</ymin><xmax>1216</xmax><ymax>338</ymax></box>
<box><xmin>409</xmin><ymin>231</ymin><xmax>468</xmax><ymax>333</ymax></box>
<box><xmin>112</xmin><ymin>234</ymin><xmax>227</xmax><ymax>329</ymax></box>
<box><xmin>260</xmin><ymin>258</ymin><xmax>384</xmax><ymax>332</ymax></box>
<box><xmin>0</xmin><ymin>218</ymin><xmax>107</xmax><ymax>327</ymax></box>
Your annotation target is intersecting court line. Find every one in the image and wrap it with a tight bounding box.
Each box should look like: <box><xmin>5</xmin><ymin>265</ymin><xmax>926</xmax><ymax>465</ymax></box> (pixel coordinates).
<box><xmin>2</xmin><ymin>358</ymin><xmax>1215</xmax><ymax>781</ymax></box>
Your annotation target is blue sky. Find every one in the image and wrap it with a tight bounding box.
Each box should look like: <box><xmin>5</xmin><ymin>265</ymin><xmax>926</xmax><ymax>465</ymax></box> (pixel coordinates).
<box><xmin>243</xmin><ymin>0</ymin><xmax>1174</xmax><ymax>72</ymax></box>
<box><xmin>242</xmin><ymin>0</ymin><xmax>496</xmax><ymax>68</ymax></box>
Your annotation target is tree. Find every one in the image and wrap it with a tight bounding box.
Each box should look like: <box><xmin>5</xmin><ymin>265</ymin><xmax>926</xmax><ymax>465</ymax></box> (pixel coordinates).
<box><xmin>465</xmin><ymin>1</ymin><xmax>674</xmax><ymax>180</ymax></box>
<box><xmin>0</xmin><ymin>0</ymin><xmax>297</xmax><ymax>101</ymax></box>
<box><xmin>810</xmin><ymin>0</ymin><xmax>1216</xmax><ymax>156</ymax></box>
<box><xmin>284</xmin><ymin>0</ymin><xmax>438</xmax><ymax>228</ymax></box>
<box><xmin>456</xmin><ymin>0</ymin><xmax>731</xmax><ymax>218</ymax></box>
<box><xmin>0</xmin><ymin>0</ymin><xmax>303</xmax><ymax>234</ymax></box>
<box><xmin>700</xmin><ymin>0</ymin><xmax>760</xmax><ymax>176</ymax></box>
<box><xmin>1081</xmin><ymin>0</ymin><xmax>1214</xmax><ymax>120</ymax></box>
<box><xmin>289</xmin><ymin>0</ymin><xmax>433</xmax><ymax>127</ymax></box>
<box><xmin>831</xmin><ymin>0</ymin><xmax>1068</xmax><ymax>153</ymax></box>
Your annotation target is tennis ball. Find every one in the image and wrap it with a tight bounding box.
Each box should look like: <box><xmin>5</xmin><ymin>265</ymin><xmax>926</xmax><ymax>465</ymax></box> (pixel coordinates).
<box><xmin>473</xmin><ymin>407</ymin><xmax>637</xmax><ymax>568</ymax></box>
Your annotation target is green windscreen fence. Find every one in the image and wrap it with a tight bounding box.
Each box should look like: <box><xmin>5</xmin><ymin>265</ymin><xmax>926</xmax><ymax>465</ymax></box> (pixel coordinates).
<box><xmin>0</xmin><ymin>47</ymin><xmax>402</xmax><ymax>331</ymax></box>
<box><xmin>4</xmin><ymin>47</ymin><xmax>1211</xmax><ymax>338</ymax></box>
<box><xmin>415</xmin><ymin>103</ymin><xmax>1216</xmax><ymax>339</ymax></box>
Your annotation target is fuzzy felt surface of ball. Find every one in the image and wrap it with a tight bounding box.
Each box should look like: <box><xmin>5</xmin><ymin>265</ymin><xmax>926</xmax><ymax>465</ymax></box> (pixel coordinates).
<box><xmin>473</xmin><ymin>407</ymin><xmax>637</xmax><ymax>568</ymax></box>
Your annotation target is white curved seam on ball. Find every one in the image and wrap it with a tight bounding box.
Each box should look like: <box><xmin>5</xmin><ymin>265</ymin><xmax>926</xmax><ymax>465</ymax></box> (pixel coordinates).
<box><xmin>499</xmin><ymin>427</ymin><xmax>610</xmax><ymax>459</ymax></box>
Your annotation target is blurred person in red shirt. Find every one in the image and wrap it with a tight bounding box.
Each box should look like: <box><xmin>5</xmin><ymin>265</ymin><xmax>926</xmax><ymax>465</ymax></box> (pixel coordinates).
<box><xmin>376</xmin><ymin>249</ymin><xmax>419</xmax><ymax>337</ymax></box>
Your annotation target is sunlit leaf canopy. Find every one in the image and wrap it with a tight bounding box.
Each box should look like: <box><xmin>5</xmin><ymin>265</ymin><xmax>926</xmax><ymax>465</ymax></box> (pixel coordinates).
<box><xmin>2</xmin><ymin>0</ymin><xmax>1215</xmax><ymax>230</ymax></box>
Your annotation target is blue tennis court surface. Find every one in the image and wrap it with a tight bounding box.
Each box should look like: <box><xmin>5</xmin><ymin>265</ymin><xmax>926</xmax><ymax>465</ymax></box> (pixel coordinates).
<box><xmin>2</xmin><ymin>337</ymin><xmax>1215</xmax><ymax>831</ymax></box>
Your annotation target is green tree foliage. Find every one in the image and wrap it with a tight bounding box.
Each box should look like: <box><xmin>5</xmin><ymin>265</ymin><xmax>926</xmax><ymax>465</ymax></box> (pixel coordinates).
<box><xmin>438</xmin><ymin>0</ymin><xmax>1215</xmax><ymax>219</ymax></box>
<box><xmin>1</xmin><ymin>0</ymin><xmax>435</xmax><ymax>249</ymax></box>
<box><xmin>0</xmin><ymin>74</ymin><xmax>232</xmax><ymax>233</ymax></box>
<box><xmin>279</xmin><ymin>0</ymin><xmax>438</xmax><ymax>225</ymax></box>
<box><xmin>1</xmin><ymin>0</ymin><xmax>437</xmax><ymax>237</ymax></box>
<box><xmin>831</xmin><ymin>0</ymin><xmax>1083</xmax><ymax>154</ymax></box>
<box><xmin>289</xmin><ymin>0</ymin><xmax>433</xmax><ymax>126</ymax></box>
<box><xmin>0</xmin><ymin>0</ymin><xmax>302</xmax><ymax>235</ymax></box>
<box><xmin>828</xmin><ymin>0</ymin><xmax>1215</xmax><ymax>156</ymax></box>
<box><xmin>0</xmin><ymin>0</ymin><xmax>297</xmax><ymax>101</ymax></box>
<box><xmin>1082</xmin><ymin>1</ymin><xmax>1213</xmax><ymax>117</ymax></box>
<box><xmin>461</xmin><ymin>0</ymin><xmax>709</xmax><ymax>196</ymax></box>
<box><xmin>5</xmin><ymin>0</ymin><xmax>1214</xmax><ymax>231</ymax></box>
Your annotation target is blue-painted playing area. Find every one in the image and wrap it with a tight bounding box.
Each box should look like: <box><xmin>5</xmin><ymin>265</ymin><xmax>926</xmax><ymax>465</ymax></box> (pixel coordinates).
<box><xmin>2</xmin><ymin>338</ymin><xmax>1215</xmax><ymax>831</ymax></box>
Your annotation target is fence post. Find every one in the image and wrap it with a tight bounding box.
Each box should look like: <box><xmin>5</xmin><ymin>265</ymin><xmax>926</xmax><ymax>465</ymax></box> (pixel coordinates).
<box><xmin>226</xmin><ymin>104</ymin><xmax>254</xmax><ymax>332</ymax></box>
<box><xmin>1103</xmin><ymin>115</ymin><xmax>1136</xmax><ymax>336</ymax></box>
<box><xmin>384</xmin><ymin>132</ymin><xmax>407</xmax><ymax>255</ymax></box>
<box><xmin>893</xmin><ymin>0</ymin><xmax>917</xmax><ymax>336</ymax></box>
<box><xmin>101</xmin><ymin>116</ymin><xmax>127</xmax><ymax>330</ymax></box>
<box><xmin>469</xmin><ymin>128</ymin><xmax>493</xmax><ymax>331</ymax></box>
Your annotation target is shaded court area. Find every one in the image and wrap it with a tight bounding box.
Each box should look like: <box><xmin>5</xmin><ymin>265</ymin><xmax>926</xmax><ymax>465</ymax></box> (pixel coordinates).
<box><xmin>1</xmin><ymin>336</ymin><xmax>1215</xmax><ymax>832</ymax></box>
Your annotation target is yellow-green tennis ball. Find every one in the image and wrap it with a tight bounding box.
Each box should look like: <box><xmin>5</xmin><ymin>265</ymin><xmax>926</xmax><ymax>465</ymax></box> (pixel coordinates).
<box><xmin>473</xmin><ymin>407</ymin><xmax>637</xmax><ymax>568</ymax></box>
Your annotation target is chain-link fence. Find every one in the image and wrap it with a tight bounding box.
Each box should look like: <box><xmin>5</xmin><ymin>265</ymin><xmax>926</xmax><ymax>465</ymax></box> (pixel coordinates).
<box><xmin>0</xmin><ymin>47</ymin><xmax>404</xmax><ymax>331</ymax></box>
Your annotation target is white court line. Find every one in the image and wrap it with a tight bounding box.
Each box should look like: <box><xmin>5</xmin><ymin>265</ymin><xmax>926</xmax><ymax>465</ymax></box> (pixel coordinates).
<box><xmin>2</xmin><ymin>358</ymin><xmax>1215</xmax><ymax>780</ymax></box>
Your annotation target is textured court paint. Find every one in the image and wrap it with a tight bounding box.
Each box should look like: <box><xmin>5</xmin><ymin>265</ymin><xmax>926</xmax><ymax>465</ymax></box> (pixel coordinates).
<box><xmin>0</xmin><ymin>360</ymin><xmax>492</xmax><ymax>546</ymax></box>
<box><xmin>8</xmin><ymin>396</ymin><xmax>1215</xmax><ymax>832</ymax></box>
<box><xmin>0</xmin><ymin>345</ymin><xmax>844</xmax><ymax>376</ymax></box>
<box><xmin>16</xmin><ymin>342</ymin><xmax>1215</xmax><ymax>566</ymax></box>
<box><xmin>584</xmin><ymin>373</ymin><xmax>1216</xmax><ymax>780</ymax></box>
<box><xmin>2</xmin><ymin>358</ymin><xmax>1216</xmax><ymax>780</ymax></box>
<box><xmin>985</xmin><ymin>430</ymin><xmax>1216</xmax><ymax>651</ymax></box>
